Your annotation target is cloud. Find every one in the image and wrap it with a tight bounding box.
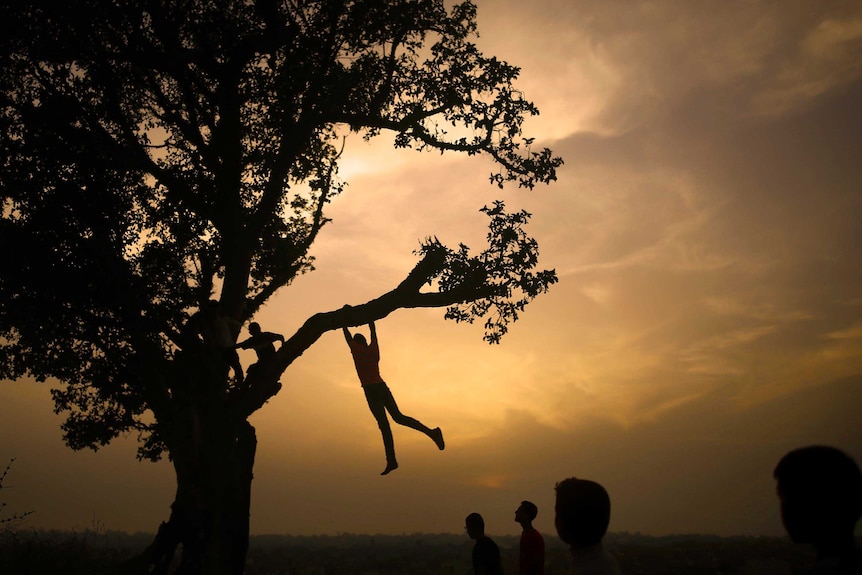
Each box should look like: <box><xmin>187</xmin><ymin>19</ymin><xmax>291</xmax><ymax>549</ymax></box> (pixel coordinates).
<box><xmin>476</xmin><ymin>1</ymin><xmax>862</xmax><ymax>138</ymax></box>
<box><xmin>752</xmin><ymin>15</ymin><xmax>862</xmax><ymax>115</ymax></box>
<box><xmin>412</xmin><ymin>375</ymin><xmax>862</xmax><ymax>537</ymax></box>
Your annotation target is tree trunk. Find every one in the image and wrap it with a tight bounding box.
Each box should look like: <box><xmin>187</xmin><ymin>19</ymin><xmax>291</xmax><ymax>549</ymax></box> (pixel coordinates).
<box><xmin>122</xmin><ymin>399</ymin><xmax>258</xmax><ymax>575</ymax></box>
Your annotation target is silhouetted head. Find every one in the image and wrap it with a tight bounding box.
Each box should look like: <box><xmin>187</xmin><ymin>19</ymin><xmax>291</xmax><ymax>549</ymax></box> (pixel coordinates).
<box><xmin>554</xmin><ymin>477</ymin><xmax>611</xmax><ymax>549</ymax></box>
<box><xmin>465</xmin><ymin>512</ymin><xmax>485</xmax><ymax>539</ymax></box>
<box><xmin>248</xmin><ymin>322</ymin><xmax>261</xmax><ymax>335</ymax></box>
<box><xmin>515</xmin><ymin>500</ymin><xmax>539</xmax><ymax>525</ymax></box>
<box><xmin>353</xmin><ymin>333</ymin><xmax>367</xmax><ymax>346</ymax></box>
<box><xmin>774</xmin><ymin>445</ymin><xmax>862</xmax><ymax>549</ymax></box>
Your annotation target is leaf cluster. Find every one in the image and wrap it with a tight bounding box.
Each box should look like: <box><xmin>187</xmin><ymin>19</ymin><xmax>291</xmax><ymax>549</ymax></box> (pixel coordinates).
<box><xmin>418</xmin><ymin>200</ymin><xmax>558</xmax><ymax>344</ymax></box>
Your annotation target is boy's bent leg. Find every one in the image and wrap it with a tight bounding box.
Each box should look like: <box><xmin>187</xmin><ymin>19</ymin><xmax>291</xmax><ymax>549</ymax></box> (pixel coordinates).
<box><xmin>380</xmin><ymin>384</ymin><xmax>445</xmax><ymax>449</ymax></box>
<box><xmin>223</xmin><ymin>349</ymin><xmax>244</xmax><ymax>384</ymax></box>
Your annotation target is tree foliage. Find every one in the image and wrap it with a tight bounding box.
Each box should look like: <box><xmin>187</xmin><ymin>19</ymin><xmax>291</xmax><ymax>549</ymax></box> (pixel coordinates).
<box><xmin>421</xmin><ymin>201</ymin><xmax>558</xmax><ymax>344</ymax></box>
<box><xmin>0</xmin><ymin>0</ymin><xmax>561</xmax><ymax>459</ymax></box>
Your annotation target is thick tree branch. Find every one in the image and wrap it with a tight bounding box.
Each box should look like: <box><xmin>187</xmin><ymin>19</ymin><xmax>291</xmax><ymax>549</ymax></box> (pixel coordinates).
<box><xmin>229</xmin><ymin>248</ymin><xmax>493</xmax><ymax>419</ymax></box>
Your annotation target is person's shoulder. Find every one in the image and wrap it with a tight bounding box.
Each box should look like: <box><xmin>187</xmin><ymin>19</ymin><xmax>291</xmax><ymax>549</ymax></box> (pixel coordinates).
<box><xmin>482</xmin><ymin>536</ymin><xmax>500</xmax><ymax>551</ymax></box>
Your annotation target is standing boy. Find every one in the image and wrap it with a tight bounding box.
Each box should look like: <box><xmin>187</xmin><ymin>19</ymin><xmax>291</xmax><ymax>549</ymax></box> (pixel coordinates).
<box><xmin>515</xmin><ymin>500</ymin><xmax>544</xmax><ymax>575</ymax></box>
<box><xmin>466</xmin><ymin>512</ymin><xmax>504</xmax><ymax>575</ymax></box>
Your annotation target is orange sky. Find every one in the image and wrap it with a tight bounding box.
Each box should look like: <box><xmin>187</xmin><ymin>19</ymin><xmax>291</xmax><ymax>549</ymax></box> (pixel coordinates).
<box><xmin>2</xmin><ymin>0</ymin><xmax>862</xmax><ymax>539</ymax></box>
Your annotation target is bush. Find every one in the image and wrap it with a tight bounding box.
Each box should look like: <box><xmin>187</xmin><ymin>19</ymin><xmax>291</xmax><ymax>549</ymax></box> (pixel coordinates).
<box><xmin>0</xmin><ymin>458</ymin><xmax>33</xmax><ymax>530</ymax></box>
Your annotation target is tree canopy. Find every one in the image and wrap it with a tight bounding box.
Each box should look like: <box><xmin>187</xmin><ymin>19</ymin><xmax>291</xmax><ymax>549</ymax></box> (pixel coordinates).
<box><xmin>0</xmin><ymin>0</ymin><xmax>562</xmax><ymax>461</ymax></box>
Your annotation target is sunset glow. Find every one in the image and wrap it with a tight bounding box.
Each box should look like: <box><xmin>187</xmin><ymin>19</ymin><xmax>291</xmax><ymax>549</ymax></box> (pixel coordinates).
<box><xmin>2</xmin><ymin>0</ymin><xmax>861</xmax><ymax>541</ymax></box>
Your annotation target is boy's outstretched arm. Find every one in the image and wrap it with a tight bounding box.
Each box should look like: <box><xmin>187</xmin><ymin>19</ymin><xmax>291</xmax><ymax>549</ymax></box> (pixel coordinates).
<box><xmin>341</xmin><ymin>305</ymin><xmax>353</xmax><ymax>344</ymax></box>
<box><xmin>368</xmin><ymin>320</ymin><xmax>377</xmax><ymax>344</ymax></box>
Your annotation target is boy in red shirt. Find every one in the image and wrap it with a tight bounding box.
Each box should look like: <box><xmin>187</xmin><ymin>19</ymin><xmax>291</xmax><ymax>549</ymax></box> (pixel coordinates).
<box><xmin>515</xmin><ymin>500</ymin><xmax>545</xmax><ymax>575</ymax></box>
<box><xmin>342</xmin><ymin>306</ymin><xmax>444</xmax><ymax>475</ymax></box>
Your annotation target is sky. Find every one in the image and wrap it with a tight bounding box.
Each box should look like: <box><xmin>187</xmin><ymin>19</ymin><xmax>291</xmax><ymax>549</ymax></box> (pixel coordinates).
<box><xmin>2</xmin><ymin>0</ymin><xmax>862</xmax><ymax>539</ymax></box>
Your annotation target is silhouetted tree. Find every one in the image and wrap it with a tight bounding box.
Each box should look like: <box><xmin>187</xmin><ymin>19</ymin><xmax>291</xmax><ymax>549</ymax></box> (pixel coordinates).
<box><xmin>0</xmin><ymin>1</ymin><xmax>561</xmax><ymax>574</ymax></box>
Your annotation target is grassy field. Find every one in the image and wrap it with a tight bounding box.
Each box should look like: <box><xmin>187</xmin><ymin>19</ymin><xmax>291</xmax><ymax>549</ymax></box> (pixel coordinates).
<box><xmin>0</xmin><ymin>528</ymin><xmax>819</xmax><ymax>575</ymax></box>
